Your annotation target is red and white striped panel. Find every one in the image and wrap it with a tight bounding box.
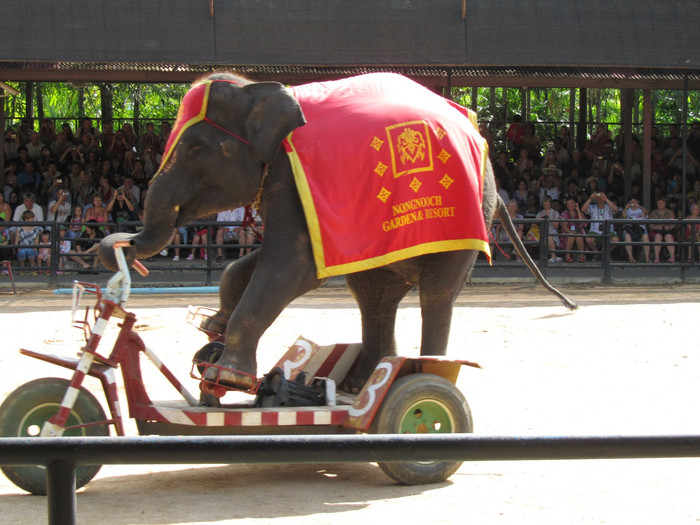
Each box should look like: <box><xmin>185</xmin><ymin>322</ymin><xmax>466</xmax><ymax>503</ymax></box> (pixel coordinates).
<box><xmin>272</xmin><ymin>337</ymin><xmax>361</xmax><ymax>385</ymax></box>
<box><xmin>147</xmin><ymin>404</ymin><xmax>351</xmax><ymax>427</ymax></box>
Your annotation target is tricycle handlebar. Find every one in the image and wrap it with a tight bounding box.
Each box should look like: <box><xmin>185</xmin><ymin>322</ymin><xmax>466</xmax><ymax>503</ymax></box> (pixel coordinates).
<box><xmin>112</xmin><ymin>240</ymin><xmax>149</xmax><ymax>277</ymax></box>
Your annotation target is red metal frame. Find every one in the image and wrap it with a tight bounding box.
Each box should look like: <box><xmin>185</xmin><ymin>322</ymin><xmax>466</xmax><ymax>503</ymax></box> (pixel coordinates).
<box><xmin>16</xmin><ymin>257</ymin><xmax>477</xmax><ymax>437</ymax></box>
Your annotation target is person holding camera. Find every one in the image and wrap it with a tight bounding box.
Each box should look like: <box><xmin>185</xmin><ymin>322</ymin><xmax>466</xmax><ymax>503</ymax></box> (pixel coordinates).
<box><xmin>582</xmin><ymin>191</ymin><xmax>619</xmax><ymax>261</ymax></box>
<box><xmin>47</xmin><ymin>184</ymin><xmax>73</xmax><ymax>224</ymax></box>
<box><xmin>107</xmin><ymin>187</ymin><xmax>136</xmax><ymax>232</ymax></box>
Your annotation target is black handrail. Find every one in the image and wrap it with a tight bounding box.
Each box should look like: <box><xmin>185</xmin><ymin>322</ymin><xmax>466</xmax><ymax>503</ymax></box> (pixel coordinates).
<box><xmin>3</xmin><ymin>218</ymin><xmax>700</xmax><ymax>286</ymax></box>
<box><xmin>2</xmin><ymin>433</ymin><xmax>700</xmax><ymax>525</ymax></box>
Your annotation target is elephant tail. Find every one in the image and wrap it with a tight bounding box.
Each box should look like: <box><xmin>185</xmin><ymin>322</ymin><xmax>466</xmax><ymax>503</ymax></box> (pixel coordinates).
<box><xmin>494</xmin><ymin>195</ymin><xmax>578</xmax><ymax>311</ymax></box>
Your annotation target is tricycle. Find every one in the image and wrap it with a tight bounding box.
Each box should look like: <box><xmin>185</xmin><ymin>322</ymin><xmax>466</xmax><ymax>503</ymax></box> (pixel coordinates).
<box><xmin>0</xmin><ymin>242</ymin><xmax>478</xmax><ymax>494</ymax></box>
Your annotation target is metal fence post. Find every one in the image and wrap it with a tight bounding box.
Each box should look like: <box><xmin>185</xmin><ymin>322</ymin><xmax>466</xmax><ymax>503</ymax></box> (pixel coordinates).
<box><xmin>46</xmin><ymin>459</ymin><xmax>76</xmax><ymax>525</ymax></box>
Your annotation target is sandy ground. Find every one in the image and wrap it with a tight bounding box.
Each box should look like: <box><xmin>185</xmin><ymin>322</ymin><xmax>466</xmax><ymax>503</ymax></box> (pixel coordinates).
<box><xmin>1</xmin><ymin>283</ymin><xmax>700</xmax><ymax>524</ymax></box>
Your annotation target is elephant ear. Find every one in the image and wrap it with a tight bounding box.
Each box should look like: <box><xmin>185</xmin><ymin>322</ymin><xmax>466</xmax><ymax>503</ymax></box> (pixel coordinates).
<box><xmin>244</xmin><ymin>82</ymin><xmax>306</xmax><ymax>164</ymax></box>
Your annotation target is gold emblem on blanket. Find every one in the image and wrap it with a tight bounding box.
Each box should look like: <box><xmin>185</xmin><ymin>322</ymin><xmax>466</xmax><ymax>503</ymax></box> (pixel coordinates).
<box><xmin>386</xmin><ymin>121</ymin><xmax>434</xmax><ymax>178</ymax></box>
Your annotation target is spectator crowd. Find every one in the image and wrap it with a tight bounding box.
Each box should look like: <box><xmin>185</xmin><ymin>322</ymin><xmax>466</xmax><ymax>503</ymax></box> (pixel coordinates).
<box><xmin>1</xmin><ymin>118</ymin><xmax>259</xmax><ymax>274</ymax></box>
<box><xmin>3</xmin><ymin>114</ymin><xmax>700</xmax><ymax>274</ymax></box>
<box><xmin>485</xmin><ymin>117</ymin><xmax>700</xmax><ymax>264</ymax></box>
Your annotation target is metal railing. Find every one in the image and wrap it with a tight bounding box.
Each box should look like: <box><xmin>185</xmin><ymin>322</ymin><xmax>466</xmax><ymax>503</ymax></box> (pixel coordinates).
<box><xmin>1</xmin><ymin>433</ymin><xmax>700</xmax><ymax>525</ymax></box>
<box><xmin>3</xmin><ymin>218</ymin><xmax>700</xmax><ymax>287</ymax></box>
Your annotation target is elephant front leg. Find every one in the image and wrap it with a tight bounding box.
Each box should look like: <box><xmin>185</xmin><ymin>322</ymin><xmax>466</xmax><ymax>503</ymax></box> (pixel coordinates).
<box><xmin>203</xmin><ymin>255</ymin><xmax>321</xmax><ymax>390</ymax></box>
<box><xmin>200</xmin><ymin>250</ymin><xmax>260</xmax><ymax>335</ymax></box>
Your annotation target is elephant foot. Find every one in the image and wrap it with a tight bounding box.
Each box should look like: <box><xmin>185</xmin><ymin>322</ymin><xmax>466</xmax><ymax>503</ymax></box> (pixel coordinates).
<box><xmin>199</xmin><ymin>390</ymin><xmax>222</xmax><ymax>407</ymax></box>
<box><xmin>202</xmin><ymin>364</ymin><xmax>258</xmax><ymax>391</ymax></box>
<box><xmin>200</xmin><ymin>309</ymin><xmax>231</xmax><ymax>336</ymax></box>
<box><xmin>340</xmin><ymin>363</ymin><xmax>376</xmax><ymax>394</ymax></box>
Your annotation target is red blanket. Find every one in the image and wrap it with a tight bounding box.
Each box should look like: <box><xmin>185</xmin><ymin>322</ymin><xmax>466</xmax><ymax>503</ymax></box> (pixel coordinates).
<box><xmin>283</xmin><ymin>73</ymin><xmax>490</xmax><ymax>278</ymax></box>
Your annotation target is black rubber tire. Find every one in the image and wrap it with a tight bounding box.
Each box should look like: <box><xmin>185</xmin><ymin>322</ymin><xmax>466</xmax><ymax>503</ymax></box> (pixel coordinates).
<box><xmin>370</xmin><ymin>373</ymin><xmax>473</xmax><ymax>485</ymax></box>
<box><xmin>0</xmin><ymin>377</ymin><xmax>109</xmax><ymax>495</ymax></box>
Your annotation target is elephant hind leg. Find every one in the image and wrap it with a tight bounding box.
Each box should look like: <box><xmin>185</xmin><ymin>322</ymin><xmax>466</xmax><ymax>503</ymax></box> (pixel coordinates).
<box><xmin>418</xmin><ymin>251</ymin><xmax>476</xmax><ymax>356</ymax></box>
<box><xmin>345</xmin><ymin>270</ymin><xmax>413</xmax><ymax>388</ymax></box>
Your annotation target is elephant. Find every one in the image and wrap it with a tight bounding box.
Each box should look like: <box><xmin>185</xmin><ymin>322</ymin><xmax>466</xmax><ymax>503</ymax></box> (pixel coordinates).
<box><xmin>99</xmin><ymin>72</ymin><xmax>576</xmax><ymax>395</ymax></box>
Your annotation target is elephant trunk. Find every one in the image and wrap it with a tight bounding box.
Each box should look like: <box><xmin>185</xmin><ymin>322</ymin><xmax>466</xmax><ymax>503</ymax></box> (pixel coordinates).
<box><xmin>98</xmin><ymin>206</ymin><xmax>178</xmax><ymax>271</ymax></box>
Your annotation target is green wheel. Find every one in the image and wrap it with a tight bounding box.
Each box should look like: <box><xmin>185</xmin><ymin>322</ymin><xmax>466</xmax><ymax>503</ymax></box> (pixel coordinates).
<box><xmin>0</xmin><ymin>377</ymin><xmax>109</xmax><ymax>495</ymax></box>
<box><xmin>370</xmin><ymin>373</ymin><xmax>473</xmax><ymax>485</ymax></box>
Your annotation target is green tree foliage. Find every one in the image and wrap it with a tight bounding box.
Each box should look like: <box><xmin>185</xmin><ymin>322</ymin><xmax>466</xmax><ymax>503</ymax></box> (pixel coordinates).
<box><xmin>3</xmin><ymin>81</ymin><xmax>189</xmax><ymax>132</ymax></box>
<box><xmin>3</xmin><ymin>81</ymin><xmax>699</xmax><ymax>138</ymax></box>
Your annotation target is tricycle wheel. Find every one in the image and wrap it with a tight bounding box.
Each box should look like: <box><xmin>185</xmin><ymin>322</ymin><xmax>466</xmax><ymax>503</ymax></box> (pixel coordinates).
<box><xmin>0</xmin><ymin>377</ymin><xmax>109</xmax><ymax>495</ymax></box>
<box><xmin>370</xmin><ymin>373</ymin><xmax>472</xmax><ymax>485</ymax></box>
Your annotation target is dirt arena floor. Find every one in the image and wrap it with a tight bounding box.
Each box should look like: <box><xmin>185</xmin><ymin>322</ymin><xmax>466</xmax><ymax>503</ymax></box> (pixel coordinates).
<box><xmin>1</xmin><ymin>283</ymin><xmax>700</xmax><ymax>524</ymax></box>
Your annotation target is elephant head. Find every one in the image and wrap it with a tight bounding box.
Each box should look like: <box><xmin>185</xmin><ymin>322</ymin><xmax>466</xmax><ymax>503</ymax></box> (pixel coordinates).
<box><xmin>99</xmin><ymin>73</ymin><xmax>306</xmax><ymax>270</ymax></box>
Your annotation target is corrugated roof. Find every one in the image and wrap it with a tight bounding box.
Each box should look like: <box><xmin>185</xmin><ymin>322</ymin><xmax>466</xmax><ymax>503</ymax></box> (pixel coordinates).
<box><xmin>3</xmin><ymin>62</ymin><xmax>700</xmax><ymax>89</ymax></box>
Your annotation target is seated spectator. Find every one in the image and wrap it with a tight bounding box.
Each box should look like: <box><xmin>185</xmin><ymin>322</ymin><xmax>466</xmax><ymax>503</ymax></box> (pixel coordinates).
<box><xmin>591</xmin><ymin>123</ymin><xmax>612</xmax><ymax>152</ymax></box>
<box><xmin>186</xmin><ymin>217</ymin><xmax>214</xmax><ymax>261</ymax></box>
<box><xmin>491</xmin><ymin>199</ymin><xmax>523</xmax><ymax>261</ymax></box>
<box><xmin>47</xmin><ymin>186</ymin><xmax>73</xmax><ymax>224</ymax></box>
<box><xmin>50</xmin><ymin>131</ymin><xmax>71</xmax><ymax>163</ymax></box>
<box><xmin>621</xmin><ymin>198</ymin><xmax>650</xmax><ymax>263</ymax></box>
<box><xmin>84</xmin><ymin>194</ymin><xmax>110</xmax><ymax>231</ymax></box>
<box><xmin>138</xmin><ymin>122</ymin><xmax>160</xmax><ymax>155</ymax></box>
<box><xmin>16</xmin><ymin>160</ymin><xmax>42</xmax><ymax>195</ymax></box>
<box><xmin>0</xmin><ymin>192</ymin><xmax>11</xmax><ymax>222</ymax></box>
<box><xmin>215</xmin><ymin>209</ymin><xmax>238</xmax><ymax>262</ymax></box>
<box><xmin>685</xmin><ymin>203</ymin><xmax>700</xmax><ymax>262</ymax></box>
<box><xmin>66</xmin><ymin>204</ymin><xmax>85</xmax><ymax>241</ymax></box>
<box><xmin>13</xmin><ymin>191</ymin><xmax>44</xmax><ymax>222</ymax></box>
<box><xmin>495</xmin><ymin>178</ymin><xmax>510</xmax><ymax>204</ymax></box>
<box><xmin>513</xmin><ymin>148</ymin><xmax>533</xmax><ymax>177</ymax></box>
<box><xmin>512</xmin><ymin>179</ymin><xmax>530</xmax><ymax>213</ymax></box>
<box><xmin>77</xmin><ymin>117</ymin><xmax>99</xmax><ymax>144</ymax></box>
<box><xmin>74</xmin><ymin>170</ymin><xmax>96</xmax><ymax>209</ymax></box>
<box><xmin>162</xmin><ymin>228</ymin><xmax>187</xmax><ymax>261</ymax></box>
<box><xmin>141</xmin><ymin>143</ymin><xmax>161</xmax><ymax>177</ymax></box>
<box><xmin>522</xmin><ymin>192</ymin><xmax>540</xmax><ymax>222</ymax></box>
<box><xmin>57</xmin><ymin>226</ymin><xmax>72</xmax><ymax>271</ymax></box>
<box><xmin>119</xmin><ymin>174</ymin><xmax>141</xmax><ymax>207</ymax></box>
<box><xmin>582</xmin><ymin>191</ymin><xmax>619</xmax><ymax>260</ymax></box>
<box><xmin>686</xmin><ymin>180</ymin><xmax>700</xmax><ymax>209</ymax></box>
<box><xmin>4</xmin><ymin>129</ymin><xmax>21</xmax><ymax>161</ymax></box>
<box><xmin>3</xmin><ymin>159</ymin><xmax>19</xmax><ymax>201</ymax></box>
<box><xmin>537</xmin><ymin>166</ymin><xmax>561</xmax><ymax>203</ymax></box>
<box><xmin>521</xmin><ymin>169</ymin><xmax>538</xmax><ymax>195</ymax></box>
<box><xmin>26</xmin><ymin>132</ymin><xmax>44</xmax><ymax>160</ymax></box>
<box><xmin>58</xmin><ymin>143</ymin><xmax>85</xmax><ymax>171</ymax></box>
<box><xmin>606</xmin><ymin>161</ymin><xmax>625</xmax><ymax>198</ymax></box>
<box><xmin>77</xmin><ymin>130</ymin><xmax>99</xmax><ymax>159</ymax></box>
<box><xmin>560</xmin><ymin>197</ymin><xmax>588</xmax><ymax>263</ymax></box>
<box><xmin>14</xmin><ymin>210</ymin><xmax>41</xmax><ymax>272</ymax></box>
<box><xmin>107</xmin><ymin>187</ymin><xmax>136</xmax><ymax>232</ymax></box>
<box><xmin>536</xmin><ymin>195</ymin><xmax>562</xmax><ymax>263</ymax></box>
<box><xmin>493</xmin><ymin>151</ymin><xmax>513</xmax><ymax>192</ymax></box>
<box><xmin>649</xmin><ymin>197</ymin><xmax>677</xmax><ymax>263</ymax></box>
<box><xmin>122</xmin><ymin>122</ymin><xmax>138</xmax><ymax>150</ymax></box>
<box><xmin>236</xmin><ymin>206</ymin><xmax>262</xmax><ymax>258</ymax></box>
<box><xmin>41</xmin><ymin>159</ymin><xmax>63</xmax><ymax>205</ymax></box>
<box><xmin>59</xmin><ymin>122</ymin><xmax>75</xmax><ymax>145</ymax></box>
<box><xmin>549</xmin><ymin>136</ymin><xmax>571</xmax><ymax>169</ymax></box>
<box><xmin>37</xmin><ymin>229</ymin><xmax>52</xmax><ymax>273</ymax></box>
<box><xmin>37</xmin><ymin>145</ymin><xmax>53</xmax><ymax>174</ymax></box>
<box><xmin>97</xmin><ymin>173</ymin><xmax>115</xmax><ymax>203</ymax></box>
<box><xmin>159</xmin><ymin>121</ymin><xmax>172</xmax><ymax>151</ymax></box>
<box><xmin>70</xmin><ymin>219</ymin><xmax>103</xmax><ymax>270</ymax></box>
